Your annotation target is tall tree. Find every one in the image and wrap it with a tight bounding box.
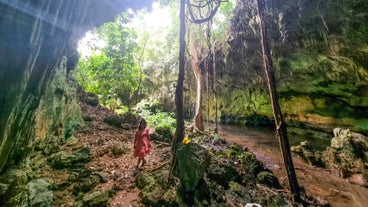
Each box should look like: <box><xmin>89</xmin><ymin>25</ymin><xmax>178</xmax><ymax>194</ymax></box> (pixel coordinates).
<box><xmin>185</xmin><ymin>0</ymin><xmax>223</xmax><ymax>132</ymax></box>
<box><xmin>255</xmin><ymin>0</ymin><xmax>301</xmax><ymax>202</ymax></box>
<box><xmin>169</xmin><ymin>0</ymin><xmax>186</xmax><ymax>177</ymax></box>
<box><xmin>186</xmin><ymin>28</ymin><xmax>205</xmax><ymax>132</ymax></box>
<box><xmin>129</xmin><ymin>5</ymin><xmax>180</xmax><ymax>107</ymax></box>
<box><xmin>212</xmin><ymin>41</ymin><xmax>218</xmax><ymax>133</ymax></box>
<box><xmin>173</xmin><ymin>0</ymin><xmax>186</xmax><ymax>147</ymax></box>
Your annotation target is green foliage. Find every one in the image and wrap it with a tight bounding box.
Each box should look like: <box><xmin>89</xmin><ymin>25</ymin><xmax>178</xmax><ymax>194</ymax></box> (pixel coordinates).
<box><xmin>136</xmin><ymin>99</ymin><xmax>176</xmax><ymax>132</ymax></box>
<box><xmin>151</xmin><ymin>126</ymin><xmax>173</xmax><ymax>143</ymax></box>
<box><xmin>74</xmin><ymin>13</ymin><xmax>142</xmax><ymax>109</ymax></box>
<box><xmin>211</xmin><ymin>0</ymin><xmax>234</xmax><ymax>41</ymax></box>
<box><xmin>110</xmin><ymin>3</ymin><xmax>180</xmax><ymax>110</ymax></box>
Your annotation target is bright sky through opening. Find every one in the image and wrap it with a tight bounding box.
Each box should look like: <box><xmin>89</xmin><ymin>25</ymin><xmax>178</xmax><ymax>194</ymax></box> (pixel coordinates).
<box><xmin>78</xmin><ymin>2</ymin><xmax>171</xmax><ymax>58</ymax></box>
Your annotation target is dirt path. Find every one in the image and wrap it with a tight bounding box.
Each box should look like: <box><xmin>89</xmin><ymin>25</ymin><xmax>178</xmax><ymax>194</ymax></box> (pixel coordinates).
<box><xmin>218</xmin><ymin>125</ymin><xmax>368</xmax><ymax>207</ymax></box>
<box><xmin>74</xmin><ymin>103</ymin><xmax>171</xmax><ymax>207</ymax></box>
<box><xmin>74</xmin><ymin>102</ymin><xmax>367</xmax><ymax>206</ymax></box>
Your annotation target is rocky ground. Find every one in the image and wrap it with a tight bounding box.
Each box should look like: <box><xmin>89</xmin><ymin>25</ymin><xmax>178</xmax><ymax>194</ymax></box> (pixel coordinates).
<box><xmin>68</xmin><ymin>102</ymin><xmax>171</xmax><ymax>207</ymax></box>
<box><xmin>44</xmin><ymin>97</ymin><xmax>368</xmax><ymax>207</ymax></box>
<box><xmin>47</xmin><ymin>99</ymin><xmax>293</xmax><ymax>206</ymax></box>
<box><xmin>33</xmin><ymin>98</ymin><xmax>171</xmax><ymax>207</ymax></box>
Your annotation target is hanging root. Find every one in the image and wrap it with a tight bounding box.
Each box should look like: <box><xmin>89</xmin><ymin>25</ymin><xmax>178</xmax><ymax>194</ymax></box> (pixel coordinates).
<box><xmin>167</xmin><ymin>154</ymin><xmax>181</xmax><ymax>187</ymax></box>
<box><xmin>317</xmin><ymin>0</ymin><xmax>329</xmax><ymax>33</ymax></box>
<box><xmin>185</xmin><ymin>123</ymin><xmax>205</xmax><ymax>134</ymax></box>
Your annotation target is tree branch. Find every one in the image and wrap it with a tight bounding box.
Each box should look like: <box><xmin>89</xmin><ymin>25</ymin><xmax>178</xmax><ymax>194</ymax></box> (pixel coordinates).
<box><xmin>187</xmin><ymin>0</ymin><xmax>225</xmax><ymax>24</ymax></box>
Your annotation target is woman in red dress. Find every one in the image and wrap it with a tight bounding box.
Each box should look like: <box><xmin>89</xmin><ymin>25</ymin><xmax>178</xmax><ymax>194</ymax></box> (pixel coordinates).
<box><xmin>134</xmin><ymin>118</ymin><xmax>152</xmax><ymax>171</ymax></box>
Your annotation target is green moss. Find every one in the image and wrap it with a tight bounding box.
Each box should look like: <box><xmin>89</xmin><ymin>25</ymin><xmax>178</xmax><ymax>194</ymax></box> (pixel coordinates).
<box><xmin>280</xmin><ymin>95</ymin><xmax>314</xmax><ymax>115</ymax></box>
<box><xmin>256</xmin><ymin>171</ymin><xmax>281</xmax><ymax>189</ymax></box>
<box><xmin>216</xmin><ymin>88</ymin><xmax>273</xmax><ymax>126</ymax></box>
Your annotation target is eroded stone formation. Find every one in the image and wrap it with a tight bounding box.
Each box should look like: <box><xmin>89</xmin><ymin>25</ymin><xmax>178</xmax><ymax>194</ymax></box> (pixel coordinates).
<box><xmin>0</xmin><ymin>0</ymin><xmax>151</xmax><ymax>205</ymax></box>
<box><xmin>216</xmin><ymin>0</ymin><xmax>368</xmax><ymax>134</ymax></box>
<box><xmin>291</xmin><ymin>128</ymin><xmax>368</xmax><ymax>187</ymax></box>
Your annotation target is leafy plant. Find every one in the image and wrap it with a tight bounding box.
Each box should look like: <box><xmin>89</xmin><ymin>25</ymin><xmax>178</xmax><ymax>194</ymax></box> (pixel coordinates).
<box><xmin>74</xmin><ymin>13</ymin><xmax>142</xmax><ymax>109</ymax></box>
<box><xmin>135</xmin><ymin>99</ymin><xmax>176</xmax><ymax>132</ymax></box>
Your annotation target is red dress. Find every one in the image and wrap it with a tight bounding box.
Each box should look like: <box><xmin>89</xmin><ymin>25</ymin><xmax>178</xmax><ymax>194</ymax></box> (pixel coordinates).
<box><xmin>134</xmin><ymin>128</ymin><xmax>151</xmax><ymax>158</ymax></box>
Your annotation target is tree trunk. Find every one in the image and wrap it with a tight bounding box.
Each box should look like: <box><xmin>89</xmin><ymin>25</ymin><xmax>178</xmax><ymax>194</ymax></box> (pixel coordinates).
<box><xmin>188</xmin><ymin>33</ymin><xmax>204</xmax><ymax>132</ymax></box>
<box><xmin>255</xmin><ymin>0</ymin><xmax>301</xmax><ymax>202</ymax></box>
<box><xmin>173</xmin><ymin>0</ymin><xmax>186</xmax><ymax>148</ymax></box>
<box><xmin>170</xmin><ymin>0</ymin><xmax>186</xmax><ymax>178</ymax></box>
<box><xmin>212</xmin><ymin>43</ymin><xmax>218</xmax><ymax>133</ymax></box>
<box><xmin>185</xmin><ymin>0</ymin><xmax>222</xmax><ymax>133</ymax></box>
<box><xmin>134</xmin><ymin>38</ymin><xmax>147</xmax><ymax>105</ymax></box>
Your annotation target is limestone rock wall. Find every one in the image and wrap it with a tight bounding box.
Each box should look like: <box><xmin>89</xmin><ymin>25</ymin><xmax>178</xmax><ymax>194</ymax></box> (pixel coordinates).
<box><xmin>0</xmin><ymin>0</ymin><xmax>151</xmax><ymax>173</ymax></box>
<box><xmin>217</xmin><ymin>0</ymin><xmax>368</xmax><ymax>134</ymax></box>
<box><xmin>0</xmin><ymin>0</ymin><xmax>152</xmax><ymax>205</ymax></box>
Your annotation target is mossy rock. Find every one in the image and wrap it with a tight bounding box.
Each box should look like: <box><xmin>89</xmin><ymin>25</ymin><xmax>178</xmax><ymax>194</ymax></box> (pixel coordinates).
<box><xmin>229</xmin><ymin>143</ymin><xmax>244</xmax><ymax>157</ymax></box>
<box><xmin>176</xmin><ymin>143</ymin><xmax>211</xmax><ymax>192</ymax></box>
<box><xmin>84</xmin><ymin>92</ymin><xmax>99</xmax><ymax>107</ymax></box>
<box><xmin>136</xmin><ymin>165</ymin><xmax>182</xmax><ymax>206</ymax></box>
<box><xmin>291</xmin><ymin>141</ymin><xmax>325</xmax><ymax>167</ymax></box>
<box><xmin>241</xmin><ymin>152</ymin><xmax>265</xmax><ymax>179</ymax></box>
<box><xmin>103</xmin><ymin>115</ymin><xmax>124</xmax><ymax>128</ymax></box>
<box><xmin>225</xmin><ymin>181</ymin><xmax>252</xmax><ymax>205</ymax></box>
<box><xmin>0</xmin><ymin>169</ymin><xmax>30</xmax><ymax>207</ymax></box>
<box><xmin>200</xmin><ymin>177</ymin><xmax>226</xmax><ymax>206</ymax></box>
<box><xmin>73</xmin><ymin>174</ymin><xmax>100</xmax><ymax>194</ymax></box>
<box><xmin>244</xmin><ymin>114</ymin><xmax>274</xmax><ymax>127</ymax></box>
<box><xmin>207</xmin><ymin>159</ymin><xmax>240</xmax><ymax>189</ymax></box>
<box><xmin>103</xmin><ymin>112</ymin><xmax>138</xmax><ymax>129</ymax></box>
<box><xmin>27</xmin><ymin>179</ymin><xmax>53</xmax><ymax>207</ymax></box>
<box><xmin>0</xmin><ymin>183</ymin><xmax>10</xmax><ymax>196</ymax></box>
<box><xmin>263</xmin><ymin>194</ymin><xmax>288</xmax><ymax>207</ymax></box>
<box><xmin>48</xmin><ymin>147</ymin><xmax>91</xmax><ymax>169</ymax></box>
<box><xmin>121</xmin><ymin>111</ymin><xmax>139</xmax><ymax>124</ymax></box>
<box><xmin>151</xmin><ymin>126</ymin><xmax>173</xmax><ymax>143</ymax></box>
<box><xmin>322</xmin><ymin>143</ymin><xmax>367</xmax><ymax>178</ymax></box>
<box><xmin>81</xmin><ymin>190</ymin><xmax>109</xmax><ymax>207</ymax></box>
<box><xmin>256</xmin><ymin>171</ymin><xmax>282</xmax><ymax>189</ymax></box>
<box><xmin>111</xmin><ymin>142</ymin><xmax>127</xmax><ymax>157</ymax></box>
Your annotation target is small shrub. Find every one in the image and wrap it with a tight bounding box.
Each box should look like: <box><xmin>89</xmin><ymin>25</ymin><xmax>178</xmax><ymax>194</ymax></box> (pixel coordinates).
<box><xmin>151</xmin><ymin>126</ymin><xmax>173</xmax><ymax>143</ymax></box>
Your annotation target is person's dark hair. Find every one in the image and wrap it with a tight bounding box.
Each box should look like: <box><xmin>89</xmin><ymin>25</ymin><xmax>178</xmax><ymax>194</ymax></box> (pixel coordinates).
<box><xmin>138</xmin><ymin>118</ymin><xmax>147</xmax><ymax>130</ymax></box>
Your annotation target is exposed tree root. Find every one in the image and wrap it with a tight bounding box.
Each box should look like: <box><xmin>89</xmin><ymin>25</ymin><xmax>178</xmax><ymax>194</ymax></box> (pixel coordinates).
<box><xmin>185</xmin><ymin>123</ymin><xmax>204</xmax><ymax>134</ymax></box>
<box><xmin>147</xmin><ymin>160</ymin><xmax>171</xmax><ymax>172</ymax></box>
<box><xmin>153</xmin><ymin>140</ymin><xmax>171</xmax><ymax>146</ymax></box>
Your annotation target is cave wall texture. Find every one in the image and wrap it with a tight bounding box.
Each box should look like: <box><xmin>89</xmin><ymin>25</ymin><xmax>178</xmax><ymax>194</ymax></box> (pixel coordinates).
<box><xmin>217</xmin><ymin>0</ymin><xmax>368</xmax><ymax>134</ymax></box>
<box><xmin>0</xmin><ymin>0</ymin><xmax>151</xmax><ymax>174</ymax></box>
<box><xmin>0</xmin><ymin>0</ymin><xmax>366</xmax><ymax>174</ymax></box>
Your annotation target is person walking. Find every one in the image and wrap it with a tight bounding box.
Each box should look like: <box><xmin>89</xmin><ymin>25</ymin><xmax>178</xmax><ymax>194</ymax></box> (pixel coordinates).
<box><xmin>133</xmin><ymin>118</ymin><xmax>152</xmax><ymax>172</ymax></box>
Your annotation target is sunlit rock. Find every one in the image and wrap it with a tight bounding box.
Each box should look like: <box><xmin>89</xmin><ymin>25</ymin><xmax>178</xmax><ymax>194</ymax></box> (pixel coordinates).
<box><xmin>322</xmin><ymin>129</ymin><xmax>368</xmax><ymax>186</ymax></box>
<box><xmin>27</xmin><ymin>179</ymin><xmax>53</xmax><ymax>207</ymax></box>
